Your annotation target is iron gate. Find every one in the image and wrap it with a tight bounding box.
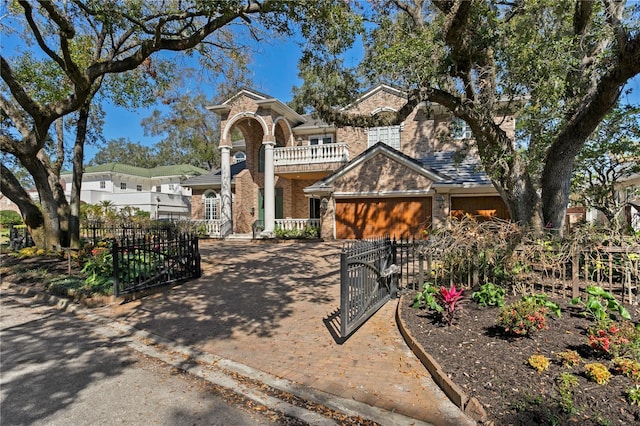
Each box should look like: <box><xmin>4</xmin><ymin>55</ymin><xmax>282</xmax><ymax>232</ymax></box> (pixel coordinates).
<box><xmin>340</xmin><ymin>237</ymin><xmax>398</xmax><ymax>337</ymax></box>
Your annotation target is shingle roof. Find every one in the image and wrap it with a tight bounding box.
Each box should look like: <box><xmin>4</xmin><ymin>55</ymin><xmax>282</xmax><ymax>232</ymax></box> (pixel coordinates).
<box><xmin>419</xmin><ymin>151</ymin><xmax>493</xmax><ymax>185</ymax></box>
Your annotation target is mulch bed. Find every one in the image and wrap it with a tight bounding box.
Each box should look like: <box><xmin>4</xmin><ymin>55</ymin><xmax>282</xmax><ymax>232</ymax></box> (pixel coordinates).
<box><xmin>399</xmin><ymin>291</ymin><xmax>640</xmax><ymax>425</ymax></box>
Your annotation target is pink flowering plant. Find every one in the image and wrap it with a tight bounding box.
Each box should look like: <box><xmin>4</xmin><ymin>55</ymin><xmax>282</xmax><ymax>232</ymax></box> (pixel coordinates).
<box><xmin>438</xmin><ymin>284</ymin><xmax>465</xmax><ymax>326</ymax></box>
<box><xmin>412</xmin><ymin>282</ymin><xmax>465</xmax><ymax>326</ymax></box>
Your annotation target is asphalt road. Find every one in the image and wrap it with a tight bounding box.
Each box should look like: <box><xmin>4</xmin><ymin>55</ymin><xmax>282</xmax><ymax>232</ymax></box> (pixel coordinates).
<box><xmin>0</xmin><ymin>288</ymin><xmax>282</xmax><ymax>426</ymax></box>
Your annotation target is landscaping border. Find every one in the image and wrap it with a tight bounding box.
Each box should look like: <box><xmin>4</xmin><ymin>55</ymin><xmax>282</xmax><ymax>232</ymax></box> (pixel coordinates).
<box><xmin>395</xmin><ymin>294</ymin><xmax>488</xmax><ymax>423</ymax></box>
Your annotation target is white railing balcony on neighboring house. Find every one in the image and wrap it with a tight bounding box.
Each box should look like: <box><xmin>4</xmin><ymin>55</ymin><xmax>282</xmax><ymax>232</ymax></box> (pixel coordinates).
<box><xmin>274</xmin><ymin>143</ymin><xmax>349</xmax><ymax>176</ymax></box>
<box><xmin>275</xmin><ymin>218</ymin><xmax>320</xmax><ymax>231</ymax></box>
<box><xmin>190</xmin><ymin>219</ymin><xmax>222</xmax><ymax>238</ymax></box>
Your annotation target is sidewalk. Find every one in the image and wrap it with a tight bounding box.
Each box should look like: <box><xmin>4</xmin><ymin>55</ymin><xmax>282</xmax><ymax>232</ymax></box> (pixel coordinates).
<box><xmin>91</xmin><ymin>240</ymin><xmax>475</xmax><ymax>426</ymax></box>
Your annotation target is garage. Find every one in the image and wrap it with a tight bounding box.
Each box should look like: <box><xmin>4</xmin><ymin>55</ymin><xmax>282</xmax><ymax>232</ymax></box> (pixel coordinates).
<box><xmin>335</xmin><ymin>197</ymin><xmax>432</xmax><ymax>239</ymax></box>
<box><xmin>450</xmin><ymin>196</ymin><xmax>510</xmax><ymax>221</ymax></box>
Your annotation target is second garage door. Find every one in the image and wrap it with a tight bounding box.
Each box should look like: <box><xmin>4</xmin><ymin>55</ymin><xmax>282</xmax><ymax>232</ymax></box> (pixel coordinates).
<box><xmin>335</xmin><ymin>197</ymin><xmax>432</xmax><ymax>239</ymax></box>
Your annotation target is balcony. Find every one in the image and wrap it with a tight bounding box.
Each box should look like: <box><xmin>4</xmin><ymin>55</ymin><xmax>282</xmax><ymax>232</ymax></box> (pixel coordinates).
<box><xmin>274</xmin><ymin>143</ymin><xmax>349</xmax><ymax>179</ymax></box>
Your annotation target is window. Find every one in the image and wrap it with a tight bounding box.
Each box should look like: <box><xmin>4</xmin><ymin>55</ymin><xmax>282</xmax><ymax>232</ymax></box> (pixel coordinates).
<box><xmin>136</xmin><ymin>184</ymin><xmax>142</xmax><ymax>192</ymax></box>
<box><xmin>309</xmin><ymin>136</ymin><xmax>333</xmax><ymax>145</ymax></box>
<box><xmin>451</xmin><ymin>117</ymin><xmax>473</xmax><ymax>139</ymax></box>
<box><xmin>309</xmin><ymin>198</ymin><xmax>321</xmax><ymax>219</ymax></box>
<box><xmin>204</xmin><ymin>191</ymin><xmax>219</xmax><ymax>220</ymax></box>
<box><xmin>367</xmin><ymin>126</ymin><xmax>401</xmax><ymax>150</ymax></box>
<box><xmin>100</xmin><ymin>181</ymin><xmax>105</xmax><ymax>189</ymax></box>
<box><xmin>120</xmin><ymin>182</ymin><xmax>127</xmax><ymax>190</ymax></box>
<box><xmin>168</xmin><ymin>184</ymin><xmax>175</xmax><ymax>191</ymax></box>
<box><xmin>156</xmin><ymin>185</ymin><xmax>161</xmax><ymax>192</ymax></box>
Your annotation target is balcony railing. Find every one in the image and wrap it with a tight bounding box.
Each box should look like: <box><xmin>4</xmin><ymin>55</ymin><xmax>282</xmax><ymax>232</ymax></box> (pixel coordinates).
<box><xmin>275</xmin><ymin>218</ymin><xmax>320</xmax><ymax>231</ymax></box>
<box><xmin>274</xmin><ymin>143</ymin><xmax>349</xmax><ymax>167</ymax></box>
<box><xmin>190</xmin><ymin>219</ymin><xmax>222</xmax><ymax>238</ymax></box>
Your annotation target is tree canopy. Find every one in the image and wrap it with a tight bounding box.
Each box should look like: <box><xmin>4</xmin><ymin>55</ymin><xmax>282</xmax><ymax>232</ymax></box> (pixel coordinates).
<box><xmin>293</xmin><ymin>0</ymin><xmax>640</xmax><ymax>234</ymax></box>
<box><xmin>0</xmin><ymin>0</ymin><xmax>315</xmax><ymax>249</ymax></box>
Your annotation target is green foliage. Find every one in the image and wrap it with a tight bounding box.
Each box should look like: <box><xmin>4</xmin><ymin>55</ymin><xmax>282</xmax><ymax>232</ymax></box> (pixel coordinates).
<box><xmin>556</xmin><ymin>372</ymin><xmax>579</xmax><ymax>414</ymax></box>
<box><xmin>626</xmin><ymin>385</ymin><xmax>640</xmax><ymax>406</ymax></box>
<box><xmin>412</xmin><ymin>282</ymin><xmax>443</xmax><ymax>313</ymax></box>
<box><xmin>274</xmin><ymin>226</ymin><xmax>319</xmax><ymax>239</ymax></box>
<box><xmin>572</xmin><ymin>106</ymin><xmax>640</xmax><ymax>224</ymax></box>
<box><xmin>521</xmin><ymin>293</ymin><xmax>561</xmax><ymax>318</ymax></box>
<box><xmin>80</xmin><ymin>244</ymin><xmax>115</xmax><ymax>294</ymax></box>
<box><xmin>472</xmin><ymin>282</ymin><xmax>505</xmax><ymax>307</ymax></box>
<box><xmin>497</xmin><ymin>299</ymin><xmax>549</xmax><ymax>336</ymax></box>
<box><xmin>571</xmin><ymin>285</ymin><xmax>631</xmax><ymax>322</ymax></box>
<box><xmin>0</xmin><ymin>210</ymin><xmax>23</xmax><ymax>226</ymax></box>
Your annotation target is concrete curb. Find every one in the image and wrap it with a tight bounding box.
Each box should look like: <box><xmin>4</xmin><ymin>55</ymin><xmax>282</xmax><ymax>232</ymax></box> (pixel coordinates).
<box><xmin>396</xmin><ymin>295</ymin><xmax>487</xmax><ymax>423</ymax></box>
<box><xmin>1</xmin><ymin>282</ymin><xmax>435</xmax><ymax>426</ymax></box>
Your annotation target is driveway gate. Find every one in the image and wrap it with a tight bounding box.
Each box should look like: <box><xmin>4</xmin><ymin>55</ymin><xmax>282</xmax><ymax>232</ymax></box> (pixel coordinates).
<box><xmin>340</xmin><ymin>237</ymin><xmax>398</xmax><ymax>337</ymax></box>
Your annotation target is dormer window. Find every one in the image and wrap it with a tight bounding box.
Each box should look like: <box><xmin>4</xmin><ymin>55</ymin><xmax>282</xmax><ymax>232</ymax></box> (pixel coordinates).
<box><xmin>367</xmin><ymin>108</ymin><xmax>401</xmax><ymax>150</ymax></box>
<box><xmin>367</xmin><ymin>126</ymin><xmax>401</xmax><ymax>150</ymax></box>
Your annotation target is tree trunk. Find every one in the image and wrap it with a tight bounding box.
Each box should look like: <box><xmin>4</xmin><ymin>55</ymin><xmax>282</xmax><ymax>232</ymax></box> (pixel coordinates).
<box><xmin>69</xmin><ymin>104</ymin><xmax>90</xmax><ymax>249</ymax></box>
<box><xmin>21</xmin><ymin>155</ymin><xmax>64</xmax><ymax>251</ymax></box>
<box><xmin>0</xmin><ymin>164</ymin><xmax>45</xmax><ymax>244</ymax></box>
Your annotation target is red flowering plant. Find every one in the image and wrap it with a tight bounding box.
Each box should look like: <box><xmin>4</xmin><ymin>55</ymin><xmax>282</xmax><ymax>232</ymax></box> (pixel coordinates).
<box><xmin>497</xmin><ymin>299</ymin><xmax>549</xmax><ymax>337</ymax></box>
<box><xmin>587</xmin><ymin>320</ymin><xmax>640</xmax><ymax>359</ymax></box>
<box><xmin>437</xmin><ymin>284</ymin><xmax>465</xmax><ymax>326</ymax></box>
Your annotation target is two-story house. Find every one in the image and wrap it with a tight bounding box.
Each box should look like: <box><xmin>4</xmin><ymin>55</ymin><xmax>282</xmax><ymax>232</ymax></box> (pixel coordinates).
<box><xmin>184</xmin><ymin>84</ymin><xmax>512</xmax><ymax>239</ymax></box>
<box><xmin>60</xmin><ymin>163</ymin><xmax>208</xmax><ymax>219</ymax></box>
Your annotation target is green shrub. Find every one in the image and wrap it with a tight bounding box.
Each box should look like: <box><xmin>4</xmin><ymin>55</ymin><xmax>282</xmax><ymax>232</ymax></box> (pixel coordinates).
<box><xmin>497</xmin><ymin>299</ymin><xmax>549</xmax><ymax>336</ymax></box>
<box><xmin>274</xmin><ymin>226</ymin><xmax>319</xmax><ymax>239</ymax></box>
<box><xmin>0</xmin><ymin>210</ymin><xmax>23</xmax><ymax>226</ymax></box>
<box><xmin>472</xmin><ymin>282</ymin><xmax>505</xmax><ymax>307</ymax></box>
<box><xmin>571</xmin><ymin>285</ymin><xmax>631</xmax><ymax>322</ymax></box>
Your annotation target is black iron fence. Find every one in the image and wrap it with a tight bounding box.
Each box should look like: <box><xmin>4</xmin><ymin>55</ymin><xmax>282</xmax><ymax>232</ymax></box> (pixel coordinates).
<box><xmin>340</xmin><ymin>236</ymin><xmax>398</xmax><ymax>337</ymax></box>
<box><xmin>81</xmin><ymin>220</ymin><xmax>179</xmax><ymax>246</ymax></box>
<box><xmin>8</xmin><ymin>225</ymin><xmax>34</xmax><ymax>250</ymax></box>
<box><xmin>112</xmin><ymin>233</ymin><xmax>201</xmax><ymax>296</ymax></box>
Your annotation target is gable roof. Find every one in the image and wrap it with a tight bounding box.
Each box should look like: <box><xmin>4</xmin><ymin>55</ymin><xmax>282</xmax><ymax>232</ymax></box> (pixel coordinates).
<box><xmin>181</xmin><ymin>161</ymin><xmax>246</xmax><ymax>188</ymax></box>
<box><xmin>340</xmin><ymin>84</ymin><xmax>407</xmax><ymax>112</ymax></box>
<box><xmin>305</xmin><ymin>143</ymin><xmax>494</xmax><ymax>195</ymax></box>
<box><xmin>62</xmin><ymin>163</ymin><xmax>208</xmax><ymax>178</ymax></box>
<box><xmin>304</xmin><ymin>142</ymin><xmax>446</xmax><ymax>194</ymax></box>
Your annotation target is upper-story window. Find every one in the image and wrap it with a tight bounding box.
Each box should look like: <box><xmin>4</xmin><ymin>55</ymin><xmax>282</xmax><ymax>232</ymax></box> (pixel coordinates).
<box><xmin>451</xmin><ymin>117</ymin><xmax>473</xmax><ymax>139</ymax></box>
<box><xmin>100</xmin><ymin>181</ymin><xmax>106</xmax><ymax>189</ymax></box>
<box><xmin>309</xmin><ymin>136</ymin><xmax>333</xmax><ymax>145</ymax></box>
<box><xmin>120</xmin><ymin>182</ymin><xmax>127</xmax><ymax>190</ymax></box>
<box><xmin>367</xmin><ymin>126</ymin><xmax>401</xmax><ymax>150</ymax></box>
<box><xmin>136</xmin><ymin>184</ymin><xmax>142</xmax><ymax>192</ymax></box>
<box><xmin>156</xmin><ymin>185</ymin><xmax>161</xmax><ymax>192</ymax></box>
<box><xmin>168</xmin><ymin>184</ymin><xmax>175</xmax><ymax>191</ymax></box>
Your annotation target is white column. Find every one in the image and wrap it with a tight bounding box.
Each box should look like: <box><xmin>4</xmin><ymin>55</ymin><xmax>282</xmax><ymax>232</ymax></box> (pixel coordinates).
<box><xmin>262</xmin><ymin>140</ymin><xmax>275</xmax><ymax>236</ymax></box>
<box><xmin>220</xmin><ymin>145</ymin><xmax>232</xmax><ymax>237</ymax></box>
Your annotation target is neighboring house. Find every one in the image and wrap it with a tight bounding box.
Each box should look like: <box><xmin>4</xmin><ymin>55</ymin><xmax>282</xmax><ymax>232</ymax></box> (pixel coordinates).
<box><xmin>60</xmin><ymin>163</ymin><xmax>208</xmax><ymax>219</ymax></box>
<box><xmin>619</xmin><ymin>172</ymin><xmax>640</xmax><ymax>232</ymax></box>
<box><xmin>184</xmin><ymin>84</ymin><xmax>513</xmax><ymax>239</ymax></box>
